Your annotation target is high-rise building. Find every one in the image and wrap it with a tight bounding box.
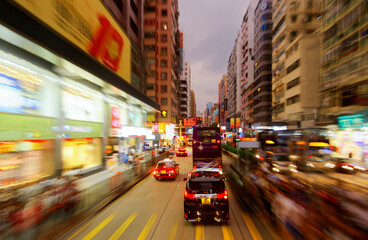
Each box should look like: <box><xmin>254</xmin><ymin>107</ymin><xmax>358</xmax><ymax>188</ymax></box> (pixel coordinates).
<box><xmin>240</xmin><ymin>0</ymin><xmax>258</xmax><ymax>129</ymax></box>
<box><xmin>190</xmin><ymin>90</ymin><xmax>196</xmax><ymax>117</ymax></box>
<box><xmin>252</xmin><ymin>0</ymin><xmax>273</xmax><ymax>126</ymax></box>
<box><xmin>319</xmin><ymin>0</ymin><xmax>368</xmax><ymax>125</ymax></box>
<box><xmin>219</xmin><ymin>75</ymin><xmax>229</xmax><ymax>126</ymax></box>
<box><xmin>227</xmin><ymin>40</ymin><xmax>238</xmax><ymax>121</ymax></box>
<box><xmin>271</xmin><ymin>0</ymin><xmax>322</xmax><ymax>128</ymax></box>
<box><xmin>180</xmin><ymin>62</ymin><xmax>191</xmax><ymax>119</ymax></box>
<box><xmin>144</xmin><ymin>0</ymin><xmax>180</xmax><ymax>123</ymax></box>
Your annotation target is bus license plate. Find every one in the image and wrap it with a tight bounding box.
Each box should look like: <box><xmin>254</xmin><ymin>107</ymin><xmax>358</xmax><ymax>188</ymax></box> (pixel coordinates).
<box><xmin>201</xmin><ymin>198</ymin><xmax>211</xmax><ymax>204</ymax></box>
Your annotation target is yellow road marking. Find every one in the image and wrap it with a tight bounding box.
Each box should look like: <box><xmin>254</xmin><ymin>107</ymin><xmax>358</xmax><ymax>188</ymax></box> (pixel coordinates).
<box><xmin>108</xmin><ymin>212</ymin><xmax>138</xmax><ymax>240</ymax></box>
<box><xmin>137</xmin><ymin>213</ymin><xmax>157</xmax><ymax>240</ymax></box>
<box><xmin>258</xmin><ymin>217</ymin><xmax>282</xmax><ymax>240</ymax></box>
<box><xmin>195</xmin><ymin>225</ymin><xmax>204</xmax><ymax>240</ymax></box>
<box><xmin>242</xmin><ymin>213</ymin><xmax>263</xmax><ymax>240</ymax></box>
<box><xmin>81</xmin><ymin>213</ymin><xmax>116</xmax><ymax>240</ymax></box>
<box><xmin>67</xmin><ymin>176</ymin><xmax>149</xmax><ymax>240</ymax></box>
<box><xmin>168</xmin><ymin>222</ymin><xmax>178</xmax><ymax>240</ymax></box>
<box><xmin>221</xmin><ymin>225</ymin><xmax>234</xmax><ymax>240</ymax></box>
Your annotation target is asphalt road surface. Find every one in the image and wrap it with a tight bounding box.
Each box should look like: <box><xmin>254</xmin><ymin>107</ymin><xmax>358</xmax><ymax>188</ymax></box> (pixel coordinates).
<box><xmin>61</xmin><ymin>148</ymin><xmax>281</xmax><ymax>240</ymax></box>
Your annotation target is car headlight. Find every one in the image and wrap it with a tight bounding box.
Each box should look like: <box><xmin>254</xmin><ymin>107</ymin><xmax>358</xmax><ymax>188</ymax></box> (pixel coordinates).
<box><xmin>289</xmin><ymin>164</ymin><xmax>297</xmax><ymax>168</ymax></box>
<box><xmin>342</xmin><ymin>165</ymin><xmax>353</xmax><ymax>171</ymax></box>
<box><xmin>324</xmin><ymin>163</ymin><xmax>335</xmax><ymax>168</ymax></box>
<box><xmin>306</xmin><ymin>163</ymin><xmax>315</xmax><ymax>168</ymax></box>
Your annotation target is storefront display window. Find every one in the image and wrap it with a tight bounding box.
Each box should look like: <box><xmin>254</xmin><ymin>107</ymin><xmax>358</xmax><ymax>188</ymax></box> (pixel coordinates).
<box><xmin>62</xmin><ymin>138</ymin><xmax>102</xmax><ymax>172</ymax></box>
<box><xmin>0</xmin><ymin>140</ymin><xmax>55</xmax><ymax>187</ymax></box>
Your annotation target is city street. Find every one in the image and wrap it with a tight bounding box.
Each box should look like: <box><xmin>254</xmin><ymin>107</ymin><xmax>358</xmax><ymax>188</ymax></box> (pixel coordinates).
<box><xmin>60</xmin><ymin>148</ymin><xmax>280</xmax><ymax>240</ymax></box>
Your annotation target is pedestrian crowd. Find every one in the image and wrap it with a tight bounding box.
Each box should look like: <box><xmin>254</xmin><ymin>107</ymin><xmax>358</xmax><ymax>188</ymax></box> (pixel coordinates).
<box><xmin>0</xmin><ymin>177</ymin><xmax>80</xmax><ymax>238</ymax></box>
<box><xmin>245</xmin><ymin>168</ymin><xmax>368</xmax><ymax>239</ymax></box>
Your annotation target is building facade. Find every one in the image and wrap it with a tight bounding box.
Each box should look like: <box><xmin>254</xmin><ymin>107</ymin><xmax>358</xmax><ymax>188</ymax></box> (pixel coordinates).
<box><xmin>319</xmin><ymin>0</ymin><xmax>368</xmax><ymax>124</ymax></box>
<box><xmin>252</xmin><ymin>0</ymin><xmax>273</xmax><ymax>126</ymax></box>
<box><xmin>272</xmin><ymin>0</ymin><xmax>322</xmax><ymax>128</ymax></box>
<box><xmin>240</xmin><ymin>0</ymin><xmax>258</xmax><ymax>129</ymax></box>
<box><xmin>190</xmin><ymin>90</ymin><xmax>196</xmax><ymax>117</ymax></box>
<box><xmin>179</xmin><ymin>62</ymin><xmax>191</xmax><ymax>119</ymax></box>
<box><xmin>219</xmin><ymin>75</ymin><xmax>229</xmax><ymax>126</ymax></box>
<box><xmin>0</xmin><ymin>0</ymin><xmax>160</xmax><ymax>186</ymax></box>
<box><xmin>144</xmin><ymin>0</ymin><xmax>180</xmax><ymax>123</ymax></box>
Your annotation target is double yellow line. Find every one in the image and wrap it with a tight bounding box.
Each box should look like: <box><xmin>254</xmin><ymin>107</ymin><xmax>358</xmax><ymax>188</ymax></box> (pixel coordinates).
<box><xmin>67</xmin><ymin>176</ymin><xmax>150</xmax><ymax>240</ymax></box>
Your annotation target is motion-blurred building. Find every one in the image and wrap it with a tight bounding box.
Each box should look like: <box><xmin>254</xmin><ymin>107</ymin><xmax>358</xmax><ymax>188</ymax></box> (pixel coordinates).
<box><xmin>318</xmin><ymin>0</ymin><xmax>368</xmax><ymax>124</ymax></box>
<box><xmin>271</xmin><ymin>0</ymin><xmax>322</xmax><ymax>128</ymax></box>
<box><xmin>144</xmin><ymin>0</ymin><xmax>181</xmax><ymax>124</ymax></box>
<box><xmin>0</xmin><ymin>0</ymin><xmax>159</xmax><ymax>184</ymax></box>
<box><xmin>219</xmin><ymin>75</ymin><xmax>229</xmax><ymax>126</ymax></box>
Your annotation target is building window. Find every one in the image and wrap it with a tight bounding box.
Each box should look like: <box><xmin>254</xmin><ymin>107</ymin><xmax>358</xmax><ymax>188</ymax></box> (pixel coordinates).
<box><xmin>291</xmin><ymin>15</ymin><xmax>297</xmax><ymax>23</ymax></box>
<box><xmin>147</xmin><ymin>58</ymin><xmax>155</xmax><ymax>65</ymax></box>
<box><xmin>161</xmin><ymin>72</ymin><xmax>167</xmax><ymax>80</ymax></box>
<box><xmin>144</xmin><ymin>45</ymin><xmax>155</xmax><ymax>51</ymax></box>
<box><xmin>287</xmin><ymin>94</ymin><xmax>299</xmax><ymax>105</ymax></box>
<box><xmin>130</xmin><ymin>18</ymin><xmax>138</xmax><ymax>37</ymax></box>
<box><xmin>162</xmin><ymin>9</ymin><xmax>167</xmax><ymax>17</ymax></box>
<box><xmin>113</xmin><ymin>0</ymin><xmax>122</xmax><ymax>11</ymax></box>
<box><xmin>161</xmin><ymin>34</ymin><xmax>167</xmax><ymax>42</ymax></box>
<box><xmin>130</xmin><ymin>0</ymin><xmax>138</xmax><ymax>16</ymax></box>
<box><xmin>147</xmin><ymin>84</ymin><xmax>155</xmax><ymax>90</ymax></box>
<box><xmin>144</xmin><ymin>32</ymin><xmax>155</xmax><ymax>38</ymax></box>
<box><xmin>144</xmin><ymin>6</ymin><xmax>155</xmax><ymax>13</ymax></box>
<box><xmin>144</xmin><ymin>19</ymin><xmax>156</xmax><ymax>25</ymax></box>
<box><xmin>150</xmin><ymin>70</ymin><xmax>155</xmax><ymax>77</ymax></box>
<box><xmin>162</xmin><ymin>0</ymin><xmax>167</xmax><ymax>4</ymax></box>
<box><xmin>161</xmin><ymin>21</ymin><xmax>168</xmax><ymax>30</ymax></box>
<box><xmin>161</xmin><ymin>60</ymin><xmax>167</xmax><ymax>68</ymax></box>
<box><xmin>286</xmin><ymin>77</ymin><xmax>300</xmax><ymax>89</ymax></box>
<box><xmin>161</xmin><ymin>47</ymin><xmax>167</xmax><ymax>55</ymax></box>
<box><xmin>286</xmin><ymin>59</ymin><xmax>300</xmax><ymax>74</ymax></box>
<box><xmin>161</xmin><ymin>85</ymin><xmax>167</xmax><ymax>93</ymax></box>
<box><xmin>161</xmin><ymin>98</ymin><xmax>168</xmax><ymax>105</ymax></box>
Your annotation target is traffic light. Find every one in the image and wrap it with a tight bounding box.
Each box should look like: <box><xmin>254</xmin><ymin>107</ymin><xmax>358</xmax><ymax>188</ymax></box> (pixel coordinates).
<box><xmin>161</xmin><ymin>110</ymin><xmax>167</xmax><ymax>118</ymax></box>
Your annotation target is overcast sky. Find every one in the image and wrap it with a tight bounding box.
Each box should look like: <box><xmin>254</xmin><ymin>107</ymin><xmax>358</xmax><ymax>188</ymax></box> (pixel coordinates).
<box><xmin>179</xmin><ymin>0</ymin><xmax>250</xmax><ymax>113</ymax></box>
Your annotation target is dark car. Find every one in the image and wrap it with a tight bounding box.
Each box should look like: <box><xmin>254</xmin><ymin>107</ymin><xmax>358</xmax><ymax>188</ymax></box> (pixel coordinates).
<box><xmin>153</xmin><ymin>159</ymin><xmax>179</xmax><ymax>180</ymax></box>
<box><xmin>176</xmin><ymin>148</ymin><xmax>188</xmax><ymax>157</ymax></box>
<box><xmin>184</xmin><ymin>171</ymin><xmax>229</xmax><ymax>223</ymax></box>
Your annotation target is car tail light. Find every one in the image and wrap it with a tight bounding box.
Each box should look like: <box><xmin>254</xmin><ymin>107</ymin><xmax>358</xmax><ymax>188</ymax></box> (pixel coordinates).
<box><xmin>212</xmin><ymin>146</ymin><xmax>218</xmax><ymax>149</ymax></box>
<box><xmin>217</xmin><ymin>190</ymin><xmax>228</xmax><ymax>199</ymax></box>
<box><xmin>184</xmin><ymin>213</ymin><xmax>188</xmax><ymax>219</ymax></box>
<box><xmin>184</xmin><ymin>189</ymin><xmax>195</xmax><ymax>199</ymax></box>
<box><xmin>219</xmin><ymin>165</ymin><xmax>222</xmax><ymax>171</ymax></box>
<box><xmin>193</xmin><ymin>141</ymin><xmax>197</xmax><ymax>144</ymax></box>
<box><xmin>217</xmin><ymin>140</ymin><xmax>220</xmax><ymax>144</ymax></box>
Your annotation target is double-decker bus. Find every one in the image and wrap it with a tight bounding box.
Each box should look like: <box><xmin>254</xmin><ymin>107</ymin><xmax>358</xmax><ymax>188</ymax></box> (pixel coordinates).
<box><xmin>192</xmin><ymin>126</ymin><xmax>222</xmax><ymax>169</ymax></box>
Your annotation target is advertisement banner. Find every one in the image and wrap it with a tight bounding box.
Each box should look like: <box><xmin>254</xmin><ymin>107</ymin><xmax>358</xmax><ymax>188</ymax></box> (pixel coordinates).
<box><xmin>236</xmin><ymin>118</ymin><xmax>240</xmax><ymax>128</ymax></box>
<box><xmin>14</xmin><ymin>0</ymin><xmax>131</xmax><ymax>83</ymax></box>
<box><xmin>230</xmin><ymin>118</ymin><xmax>235</xmax><ymax>128</ymax></box>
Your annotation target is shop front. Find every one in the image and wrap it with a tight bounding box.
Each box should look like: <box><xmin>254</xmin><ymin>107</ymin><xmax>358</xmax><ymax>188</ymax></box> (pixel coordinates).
<box><xmin>328</xmin><ymin>113</ymin><xmax>368</xmax><ymax>162</ymax></box>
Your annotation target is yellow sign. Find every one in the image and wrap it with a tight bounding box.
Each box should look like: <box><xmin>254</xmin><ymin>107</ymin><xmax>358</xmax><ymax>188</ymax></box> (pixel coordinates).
<box><xmin>265</xmin><ymin>140</ymin><xmax>275</xmax><ymax>144</ymax></box>
<box><xmin>161</xmin><ymin>110</ymin><xmax>167</xmax><ymax>118</ymax></box>
<box><xmin>14</xmin><ymin>0</ymin><xmax>131</xmax><ymax>83</ymax></box>
<box><xmin>309</xmin><ymin>142</ymin><xmax>330</xmax><ymax>147</ymax></box>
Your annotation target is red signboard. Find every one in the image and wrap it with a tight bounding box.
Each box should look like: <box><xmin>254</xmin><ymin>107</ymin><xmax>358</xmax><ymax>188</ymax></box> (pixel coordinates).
<box><xmin>111</xmin><ymin>106</ymin><xmax>121</xmax><ymax>128</ymax></box>
<box><xmin>183</xmin><ymin>117</ymin><xmax>202</xmax><ymax>127</ymax></box>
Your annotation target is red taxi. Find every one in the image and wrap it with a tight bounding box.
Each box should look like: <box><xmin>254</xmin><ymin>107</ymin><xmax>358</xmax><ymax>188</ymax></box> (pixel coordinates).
<box><xmin>153</xmin><ymin>159</ymin><xmax>179</xmax><ymax>180</ymax></box>
<box><xmin>176</xmin><ymin>148</ymin><xmax>188</xmax><ymax>157</ymax></box>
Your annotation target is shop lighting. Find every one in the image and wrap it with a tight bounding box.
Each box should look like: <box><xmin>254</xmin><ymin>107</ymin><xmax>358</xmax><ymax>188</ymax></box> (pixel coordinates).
<box><xmin>272</xmin><ymin>168</ymin><xmax>280</xmax><ymax>172</ymax></box>
<box><xmin>309</xmin><ymin>142</ymin><xmax>330</xmax><ymax>147</ymax></box>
